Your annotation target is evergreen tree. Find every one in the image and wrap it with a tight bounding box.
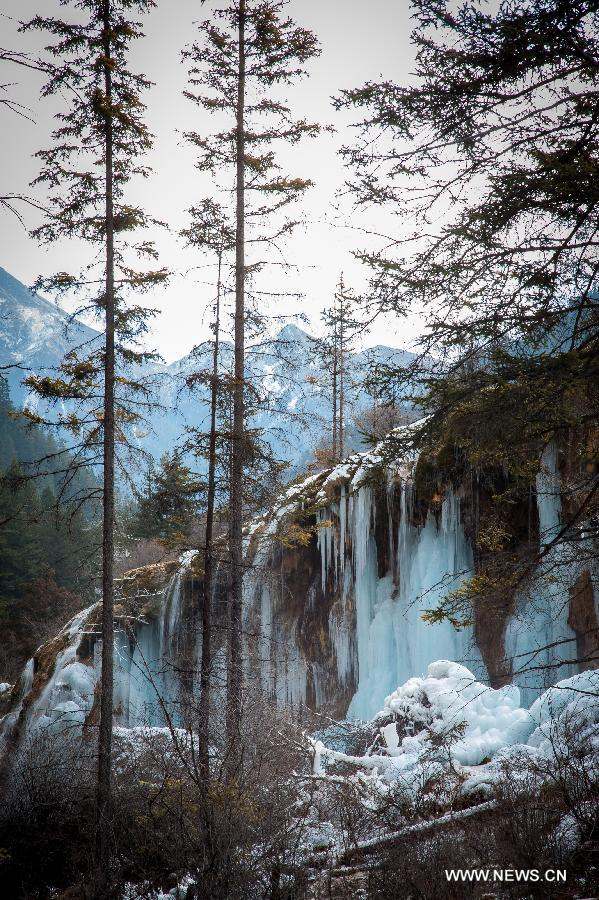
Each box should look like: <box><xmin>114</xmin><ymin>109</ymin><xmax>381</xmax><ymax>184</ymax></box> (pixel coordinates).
<box><xmin>181</xmin><ymin>199</ymin><xmax>235</xmax><ymax>782</ymax></box>
<box><xmin>353</xmin><ymin>349</ymin><xmax>414</xmax><ymax>446</ymax></box>
<box><xmin>0</xmin><ymin>376</ymin><xmax>100</xmax><ymax>525</ymax></box>
<box><xmin>182</xmin><ymin>0</ymin><xmax>321</xmax><ymax>746</ymax></box>
<box><xmin>0</xmin><ymin>405</ymin><xmax>98</xmax><ymax>682</ymax></box>
<box><xmin>0</xmin><ymin>467</ymin><xmax>95</xmax><ymax>672</ymax></box>
<box><xmin>22</xmin><ymin>2</ymin><xmax>167</xmax><ymax>890</ymax></box>
<box><xmin>314</xmin><ymin>275</ymin><xmax>360</xmax><ymax>462</ymax></box>
<box><xmin>131</xmin><ymin>453</ymin><xmax>201</xmax><ymax>544</ymax></box>
<box><xmin>0</xmin><ymin>464</ymin><xmax>44</xmax><ymax>620</ymax></box>
<box><xmin>0</xmin><ymin>376</ymin><xmax>99</xmax><ymax>677</ymax></box>
<box><xmin>336</xmin><ymin>0</ymin><xmax>599</xmax><ymax>639</ymax></box>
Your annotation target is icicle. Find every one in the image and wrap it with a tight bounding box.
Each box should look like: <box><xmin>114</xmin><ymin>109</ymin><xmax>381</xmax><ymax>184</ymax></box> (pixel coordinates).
<box><xmin>505</xmin><ymin>445</ymin><xmax>578</xmax><ymax>701</ymax></box>
<box><xmin>347</xmin><ymin>480</ymin><xmax>478</xmax><ymax>720</ymax></box>
<box><xmin>339</xmin><ymin>484</ymin><xmax>347</xmax><ymax>574</ymax></box>
<box><xmin>347</xmin><ymin>485</ymin><xmax>382</xmax><ymax>718</ymax></box>
<box><xmin>316</xmin><ymin>508</ymin><xmax>326</xmax><ymax>592</ymax></box>
<box><xmin>260</xmin><ymin>581</ymin><xmax>273</xmax><ymax>695</ymax></box>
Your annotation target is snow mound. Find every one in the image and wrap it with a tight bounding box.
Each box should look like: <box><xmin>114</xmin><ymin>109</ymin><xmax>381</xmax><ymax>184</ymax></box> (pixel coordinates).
<box><xmin>314</xmin><ymin>661</ymin><xmax>599</xmax><ymax>802</ymax></box>
<box><xmin>526</xmin><ymin>669</ymin><xmax>599</xmax><ymax>757</ymax></box>
<box><xmin>378</xmin><ymin>660</ymin><xmax>531</xmax><ymax>767</ymax></box>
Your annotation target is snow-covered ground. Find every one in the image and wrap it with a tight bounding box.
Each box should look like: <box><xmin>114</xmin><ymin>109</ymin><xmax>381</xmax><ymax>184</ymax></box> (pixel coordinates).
<box><xmin>119</xmin><ymin>660</ymin><xmax>599</xmax><ymax>899</ymax></box>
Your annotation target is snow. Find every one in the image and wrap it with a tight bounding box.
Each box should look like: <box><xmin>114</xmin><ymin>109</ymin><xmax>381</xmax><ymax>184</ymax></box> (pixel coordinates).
<box><xmin>529</xmin><ymin>668</ymin><xmax>599</xmax><ymax>725</ymax></box>
<box><xmin>380</xmin><ymin>660</ymin><xmax>530</xmax><ymax>767</ymax></box>
<box><xmin>313</xmin><ymin>661</ymin><xmax>599</xmax><ymax>806</ymax></box>
<box><xmin>123</xmin><ymin>875</ymin><xmax>195</xmax><ymax>900</ymax></box>
<box><xmin>526</xmin><ymin>669</ymin><xmax>599</xmax><ymax>757</ymax></box>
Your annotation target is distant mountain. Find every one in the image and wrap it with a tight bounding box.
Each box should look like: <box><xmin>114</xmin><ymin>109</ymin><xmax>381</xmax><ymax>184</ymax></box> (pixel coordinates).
<box><xmin>0</xmin><ymin>267</ymin><xmax>418</xmax><ymax>476</ymax></box>
<box><xmin>0</xmin><ymin>267</ymin><xmax>100</xmax><ymax>409</ymax></box>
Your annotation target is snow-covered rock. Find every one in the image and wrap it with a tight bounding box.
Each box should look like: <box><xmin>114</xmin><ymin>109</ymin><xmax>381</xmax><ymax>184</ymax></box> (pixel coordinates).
<box><xmin>380</xmin><ymin>660</ymin><xmax>532</xmax><ymax>767</ymax></box>
<box><xmin>313</xmin><ymin>661</ymin><xmax>599</xmax><ymax>804</ymax></box>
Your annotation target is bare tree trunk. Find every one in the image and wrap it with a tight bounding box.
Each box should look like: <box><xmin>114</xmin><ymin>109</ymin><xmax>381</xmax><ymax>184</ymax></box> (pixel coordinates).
<box><xmin>331</xmin><ymin>317</ymin><xmax>338</xmax><ymax>460</ymax></box>
<box><xmin>227</xmin><ymin>0</ymin><xmax>246</xmax><ymax>755</ymax></box>
<box><xmin>339</xmin><ymin>285</ymin><xmax>345</xmax><ymax>462</ymax></box>
<box><xmin>198</xmin><ymin>252</ymin><xmax>221</xmax><ymax>779</ymax></box>
<box><xmin>95</xmin><ymin>0</ymin><xmax>115</xmax><ymax>893</ymax></box>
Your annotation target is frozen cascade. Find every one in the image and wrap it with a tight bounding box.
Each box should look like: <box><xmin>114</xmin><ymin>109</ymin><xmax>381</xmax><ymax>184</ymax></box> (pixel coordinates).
<box><xmin>0</xmin><ymin>658</ymin><xmax>34</xmax><ymax>755</ymax></box>
<box><xmin>328</xmin><ymin>564</ymin><xmax>354</xmax><ymax>686</ymax></box>
<box><xmin>394</xmin><ymin>485</ymin><xmax>478</xmax><ymax>688</ymax></box>
<box><xmin>0</xmin><ymin>554</ymin><xmax>199</xmax><ymax>767</ymax></box>
<box><xmin>4</xmin><ymin>427</ymin><xmax>595</xmax><ymax>762</ymax></box>
<box><xmin>243</xmin><ymin>529</ymin><xmax>309</xmax><ymax>711</ymax></box>
<box><xmin>345</xmin><ymin>481</ymin><xmax>479</xmax><ymax>720</ymax></box>
<box><xmin>0</xmin><ymin>606</ymin><xmax>98</xmax><ymax>763</ymax></box>
<box><xmin>114</xmin><ymin>550</ymin><xmax>197</xmax><ymax>726</ymax></box>
<box><xmin>505</xmin><ymin>445</ymin><xmax>578</xmax><ymax>702</ymax></box>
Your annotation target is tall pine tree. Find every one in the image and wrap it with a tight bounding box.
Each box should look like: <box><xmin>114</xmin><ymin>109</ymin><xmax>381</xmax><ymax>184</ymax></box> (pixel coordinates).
<box><xmin>315</xmin><ymin>274</ymin><xmax>360</xmax><ymax>462</ymax></box>
<box><xmin>23</xmin><ymin>2</ymin><xmax>166</xmax><ymax>891</ymax></box>
<box><xmin>182</xmin><ymin>0</ymin><xmax>321</xmax><ymax>747</ymax></box>
<box><xmin>181</xmin><ymin>199</ymin><xmax>235</xmax><ymax>781</ymax></box>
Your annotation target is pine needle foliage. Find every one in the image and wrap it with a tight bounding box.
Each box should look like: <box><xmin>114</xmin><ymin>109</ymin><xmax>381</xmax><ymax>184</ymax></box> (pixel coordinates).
<box><xmin>336</xmin><ymin>0</ymin><xmax>599</xmax><ymax>635</ymax></box>
<box><xmin>182</xmin><ymin>0</ymin><xmax>321</xmax><ymax>743</ymax></box>
<box><xmin>22</xmin><ymin>2</ymin><xmax>167</xmax><ymax>890</ymax></box>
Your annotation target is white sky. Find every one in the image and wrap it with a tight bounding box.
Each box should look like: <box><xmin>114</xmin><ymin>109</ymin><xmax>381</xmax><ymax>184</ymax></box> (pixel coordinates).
<box><xmin>1</xmin><ymin>0</ymin><xmax>419</xmax><ymax>362</ymax></box>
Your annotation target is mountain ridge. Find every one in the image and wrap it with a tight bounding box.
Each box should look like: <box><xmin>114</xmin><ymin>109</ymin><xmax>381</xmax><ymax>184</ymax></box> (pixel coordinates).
<box><xmin>0</xmin><ymin>266</ymin><xmax>417</xmax><ymax>471</ymax></box>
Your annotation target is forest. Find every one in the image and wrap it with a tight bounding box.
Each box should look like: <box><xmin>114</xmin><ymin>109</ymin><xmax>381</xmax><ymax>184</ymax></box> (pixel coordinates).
<box><xmin>0</xmin><ymin>0</ymin><xmax>597</xmax><ymax>898</ymax></box>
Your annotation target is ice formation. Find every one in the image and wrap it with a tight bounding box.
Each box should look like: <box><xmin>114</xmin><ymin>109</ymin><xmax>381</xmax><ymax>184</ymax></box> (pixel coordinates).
<box><xmin>505</xmin><ymin>445</ymin><xmax>580</xmax><ymax>702</ymax></box>
<box><xmin>312</xmin><ymin>662</ymin><xmax>599</xmax><ymax>802</ymax></box>
<box><xmin>347</xmin><ymin>483</ymin><xmax>478</xmax><ymax>719</ymax></box>
<box><xmin>240</xmin><ymin>423</ymin><xmax>487</xmax><ymax>720</ymax></box>
<box><xmin>240</xmin><ymin>427</ymin><xmax>587</xmax><ymax>721</ymax></box>
<box><xmin>114</xmin><ymin>550</ymin><xmax>197</xmax><ymax>727</ymax></box>
<box><xmin>1</xmin><ymin>425</ymin><xmax>595</xmax><ymax>752</ymax></box>
<box><xmin>0</xmin><ymin>553</ymin><xmax>196</xmax><ymax>759</ymax></box>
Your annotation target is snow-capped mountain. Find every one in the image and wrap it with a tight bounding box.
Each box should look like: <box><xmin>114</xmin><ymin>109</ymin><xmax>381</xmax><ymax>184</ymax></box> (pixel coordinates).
<box><xmin>0</xmin><ymin>266</ymin><xmax>100</xmax><ymax>409</ymax></box>
<box><xmin>0</xmin><ymin>266</ymin><xmax>417</xmax><ymax>473</ymax></box>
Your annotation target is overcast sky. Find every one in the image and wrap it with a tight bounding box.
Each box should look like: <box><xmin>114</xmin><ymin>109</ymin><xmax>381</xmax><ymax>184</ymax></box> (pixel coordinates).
<box><xmin>1</xmin><ymin>0</ymin><xmax>418</xmax><ymax>362</ymax></box>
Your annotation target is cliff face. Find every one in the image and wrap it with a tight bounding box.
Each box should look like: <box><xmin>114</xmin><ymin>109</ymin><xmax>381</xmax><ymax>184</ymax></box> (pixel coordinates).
<box><xmin>568</xmin><ymin>570</ymin><xmax>599</xmax><ymax>671</ymax></box>
<box><xmin>1</xmin><ymin>427</ymin><xmax>596</xmax><ymax>758</ymax></box>
<box><xmin>242</xmin><ymin>458</ymin><xmax>477</xmax><ymax>720</ymax></box>
<box><xmin>236</xmin><ymin>433</ymin><xmax>596</xmax><ymax>716</ymax></box>
<box><xmin>244</xmin><ymin>462</ymin><xmax>494</xmax><ymax>718</ymax></box>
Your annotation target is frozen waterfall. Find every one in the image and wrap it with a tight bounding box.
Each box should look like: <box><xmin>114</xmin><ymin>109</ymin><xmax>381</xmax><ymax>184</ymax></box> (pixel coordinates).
<box><xmin>505</xmin><ymin>445</ymin><xmax>578</xmax><ymax>702</ymax></box>
<box><xmin>316</xmin><ymin>478</ymin><xmax>480</xmax><ymax>720</ymax></box>
<box><xmin>2</xmin><ymin>438</ymin><xmax>590</xmax><ymax>755</ymax></box>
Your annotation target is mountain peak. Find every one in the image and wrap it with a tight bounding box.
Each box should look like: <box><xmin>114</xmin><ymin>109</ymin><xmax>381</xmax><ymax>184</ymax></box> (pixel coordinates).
<box><xmin>0</xmin><ymin>266</ymin><xmax>56</xmax><ymax>317</ymax></box>
<box><xmin>275</xmin><ymin>322</ymin><xmax>311</xmax><ymax>344</ymax></box>
<box><xmin>0</xmin><ymin>267</ymin><xmax>99</xmax><ymax>406</ymax></box>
